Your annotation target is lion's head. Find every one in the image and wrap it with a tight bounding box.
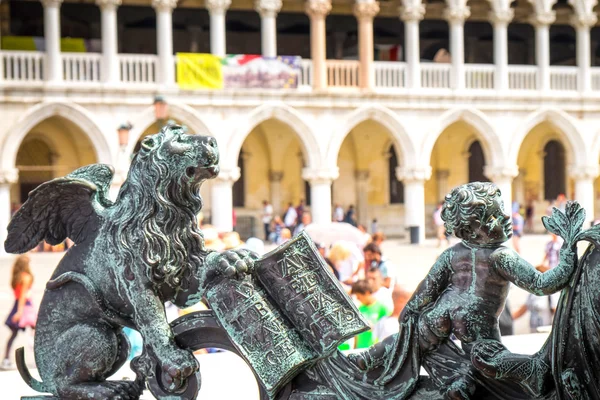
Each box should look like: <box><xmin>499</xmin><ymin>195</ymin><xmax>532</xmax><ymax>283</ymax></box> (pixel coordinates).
<box><xmin>107</xmin><ymin>125</ymin><xmax>219</xmax><ymax>295</ymax></box>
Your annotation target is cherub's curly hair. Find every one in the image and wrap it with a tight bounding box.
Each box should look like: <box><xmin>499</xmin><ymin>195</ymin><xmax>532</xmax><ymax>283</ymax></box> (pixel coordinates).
<box><xmin>441</xmin><ymin>182</ymin><xmax>501</xmax><ymax>240</ymax></box>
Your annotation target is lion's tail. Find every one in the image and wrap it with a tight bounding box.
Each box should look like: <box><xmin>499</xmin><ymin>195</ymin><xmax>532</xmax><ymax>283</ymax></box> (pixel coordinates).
<box><xmin>16</xmin><ymin>347</ymin><xmax>47</xmax><ymax>393</ymax></box>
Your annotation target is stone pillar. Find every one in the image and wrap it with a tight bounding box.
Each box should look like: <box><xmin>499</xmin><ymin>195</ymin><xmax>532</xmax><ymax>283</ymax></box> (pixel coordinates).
<box><xmin>400</xmin><ymin>0</ymin><xmax>425</xmax><ymax>89</ymax></box>
<box><xmin>42</xmin><ymin>0</ymin><xmax>63</xmax><ymax>83</ymax></box>
<box><xmin>490</xmin><ymin>8</ymin><xmax>513</xmax><ymax>91</ymax></box>
<box><xmin>269</xmin><ymin>171</ymin><xmax>284</xmax><ymax>215</ymax></box>
<box><xmin>530</xmin><ymin>10</ymin><xmax>555</xmax><ymax>92</ymax></box>
<box><xmin>206</xmin><ymin>0</ymin><xmax>231</xmax><ymax>57</ymax></box>
<box><xmin>355</xmin><ymin>170</ymin><xmax>369</xmax><ymax>226</ymax></box>
<box><xmin>397</xmin><ymin>167</ymin><xmax>431</xmax><ymax>244</ymax></box>
<box><xmin>255</xmin><ymin>0</ymin><xmax>282</xmax><ymax>57</ymax></box>
<box><xmin>97</xmin><ymin>0</ymin><xmax>121</xmax><ymax>84</ymax></box>
<box><xmin>211</xmin><ymin>168</ymin><xmax>240</xmax><ymax>232</ymax></box>
<box><xmin>0</xmin><ymin>169</ymin><xmax>17</xmax><ymax>256</ymax></box>
<box><xmin>303</xmin><ymin>168</ymin><xmax>339</xmax><ymax>225</ymax></box>
<box><xmin>572</xmin><ymin>13</ymin><xmax>597</xmax><ymax>93</ymax></box>
<box><xmin>485</xmin><ymin>166</ymin><xmax>518</xmax><ymax>216</ymax></box>
<box><xmin>354</xmin><ymin>0</ymin><xmax>379</xmax><ymax>89</ymax></box>
<box><xmin>152</xmin><ymin>0</ymin><xmax>177</xmax><ymax>86</ymax></box>
<box><xmin>569</xmin><ymin>165</ymin><xmax>598</xmax><ymax>227</ymax></box>
<box><xmin>436</xmin><ymin>169</ymin><xmax>450</xmax><ymax>201</ymax></box>
<box><xmin>188</xmin><ymin>25</ymin><xmax>203</xmax><ymax>53</ymax></box>
<box><xmin>306</xmin><ymin>0</ymin><xmax>331</xmax><ymax>90</ymax></box>
<box><xmin>444</xmin><ymin>2</ymin><xmax>469</xmax><ymax>90</ymax></box>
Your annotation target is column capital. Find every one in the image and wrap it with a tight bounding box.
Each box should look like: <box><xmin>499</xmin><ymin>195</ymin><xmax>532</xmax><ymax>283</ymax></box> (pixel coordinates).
<box><xmin>152</xmin><ymin>0</ymin><xmax>177</xmax><ymax>12</ymax></box>
<box><xmin>396</xmin><ymin>166</ymin><xmax>431</xmax><ymax>183</ymax></box>
<box><xmin>206</xmin><ymin>0</ymin><xmax>231</xmax><ymax>13</ymax></box>
<box><xmin>215</xmin><ymin>167</ymin><xmax>241</xmax><ymax>183</ymax></box>
<box><xmin>305</xmin><ymin>0</ymin><xmax>332</xmax><ymax>18</ymax></box>
<box><xmin>399</xmin><ymin>4</ymin><xmax>425</xmax><ymax>21</ymax></box>
<box><xmin>0</xmin><ymin>169</ymin><xmax>18</xmax><ymax>185</ymax></box>
<box><xmin>269</xmin><ymin>170</ymin><xmax>284</xmax><ymax>182</ymax></box>
<box><xmin>483</xmin><ymin>165</ymin><xmax>519</xmax><ymax>181</ymax></box>
<box><xmin>354</xmin><ymin>1</ymin><xmax>380</xmax><ymax>21</ymax></box>
<box><xmin>255</xmin><ymin>0</ymin><xmax>282</xmax><ymax>18</ymax></box>
<box><xmin>444</xmin><ymin>6</ymin><xmax>471</xmax><ymax>24</ymax></box>
<box><xmin>96</xmin><ymin>0</ymin><xmax>121</xmax><ymax>10</ymax></box>
<box><xmin>489</xmin><ymin>8</ymin><xmax>514</xmax><ymax>24</ymax></box>
<box><xmin>570</xmin><ymin>13</ymin><xmax>598</xmax><ymax>29</ymax></box>
<box><xmin>569</xmin><ymin>0</ymin><xmax>598</xmax><ymax>27</ymax></box>
<box><xmin>568</xmin><ymin>164</ymin><xmax>599</xmax><ymax>180</ymax></box>
<box><xmin>302</xmin><ymin>167</ymin><xmax>339</xmax><ymax>185</ymax></box>
<box><xmin>529</xmin><ymin>11</ymin><xmax>556</xmax><ymax>26</ymax></box>
<box><xmin>41</xmin><ymin>0</ymin><xmax>63</xmax><ymax>7</ymax></box>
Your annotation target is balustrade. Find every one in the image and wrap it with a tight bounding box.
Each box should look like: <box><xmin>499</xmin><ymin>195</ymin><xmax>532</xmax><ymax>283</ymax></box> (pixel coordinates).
<box><xmin>119</xmin><ymin>54</ymin><xmax>158</xmax><ymax>84</ymax></box>
<box><xmin>508</xmin><ymin>65</ymin><xmax>538</xmax><ymax>91</ymax></box>
<box><xmin>1</xmin><ymin>51</ymin><xmax>44</xmax><ymax>83</ymax></box>
<box><xmin>298</xmin><ymin>59</ymin><xmax>312</xmax><ymax>88</ymax></box>
<box><xmin>465</xmin><ymin>64</ymin><xmax>495</xmax><ymax>90</ymax></box>
<box><xmin>326</xmin><ymin>60</ymin><xmax>359</xmax><ymax>88</ymax></box>
<box><xmin>374</xmin><ymin>62</ymin><xmax>406</xmax><ymax>89</ymax></box>
<box><xmin>549</xmin><ymin>66</ymin><xmax>578</xmax><ymax>92</ymax></box>
<box><xmin>63</xmin><ymin>53</ymin><xmax>101</xmax><ymax>83</ymax></box>
<box><xmin>420</xmin><ymin>63</ymin><xmax>451</xmax><ymax>89</ymax></box>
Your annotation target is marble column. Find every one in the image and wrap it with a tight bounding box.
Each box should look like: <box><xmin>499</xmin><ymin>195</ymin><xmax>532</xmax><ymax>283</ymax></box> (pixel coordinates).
<box><xmin>485</xmin><ymin>166</ymin><xmax>518</xmax><ymax>216</ymax></box>
<box><xmin>400</xmin><ymin>0</ymin><xmax>425</xmax><ymax>89</ymax></box>
<box><xmin>255</xmin><ymin>0</ymin><xmax>282</xmax><ymax>57</ymax></box>
<box><xmin>211</xmin><ymin>168</ymin><xmax>240</xmax><ymax>232</ymax></box>
<box><xmin>490</xmin><ymin>8</ymin><xmax>513</xmax><ymax>91</ymax></box>
<box><xmin>306</xmin><ymin>0</ymin><xmax>331</xmax><ymax>90</ymax></box>
<box><xmin>530</xmin><ymin>11</ymin><xmax>554</xmax><ymax>92</ymax></box>
<box><xmin>572</xmin><ymin>13</ymin><xmax>597</xmax><ymax>93</ymax></box>
<box><xmin>41</xmin><ymin>0</ymin><xmax>63</xmax><ymax>83</ymax></box>
<box><xmin>152</xmin><ymin>0</ymin><xmax>177</xmax><ymax>86</ymax></box>
<box><xmin>269</xmin><ymin>171</ymin><xmax>284</xmax><ymax>215</ymax></box>
<box><xmin>397</xmin><ymin>167</ymin><xmax>431</xmax><ymax>244</ymax></box>
<box><xmin>303</xmin><ymin>168</ymin><xmax>338</xmax><ymax>225</ymax></box>
<box><xmin>97</xmin><ymin>0</ymin><xmax>121</xmax><ymax>84</ymax></box>
<box><xmin>0</xmin><ymin>169</ymin><xmax>18</xmax><ymax>256</ymax></box>
<box><xmin>444</xmin><ymin>4</ymin><xmax>470</xmax><ymax>90</ymax></box>
<box><xmin>355</xmin><ymin>170</ymin><xmax>370</xmax><ymax>226</ymax></box>
<box><xmin>207</xmin><ymin>0</ymin><xmax>231</xmax><ymax>57</ymax></box>
<box><xmin>570</xmin><ymin>165</ymin><xmax>598</xmax><ymax>227</ymax></box>
<box><xmin>354</xmin><ymin>0</ymin><xmax>379</xmax><ymax>89</ymax></box>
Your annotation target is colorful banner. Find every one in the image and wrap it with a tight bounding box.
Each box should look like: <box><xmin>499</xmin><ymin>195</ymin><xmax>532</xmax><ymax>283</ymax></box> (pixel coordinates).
<box><xmin>175</xmin><ymin>53</ymin><xmax>300</xmax><ymax>90</ymax></box>
<box><xmin>1</xmin><ymin>36</ymin><xmax>88</xmax><ymax>52</ymax></box>
<box><xmin>176</xmin><ymin>53</ymin><xmax>223</xmax><ymax>89</ymax></box>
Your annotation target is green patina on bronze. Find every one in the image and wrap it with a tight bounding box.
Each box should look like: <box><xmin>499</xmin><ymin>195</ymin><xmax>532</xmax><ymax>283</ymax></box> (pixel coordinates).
<box><xmin>7</xmin><ymin>133</ymin><xmax>600</xmax><ymax>400</ymax></box>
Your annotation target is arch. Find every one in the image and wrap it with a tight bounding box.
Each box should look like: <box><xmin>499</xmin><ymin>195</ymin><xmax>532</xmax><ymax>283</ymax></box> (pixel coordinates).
<box><xmin>421</xmin><ymin>108</ymin><xmax>502</xmax><ymax>168</ymax></box>
<box><xmin>225</xmin><ymin>103</ymin><xmax>320</xmax><ymax>171</ymax></box>
<box><xmin>1</xmin><ymin>102</ymin><xmax>112</xmax><ymax>171</ymax></box>
<box><xmin>509</xmin><ymin>108</ymin><xmax>586</xmax><ymax>167</ymax></box>
<box><xmin>126</xmin><ymin>102</ymin><xmax>213</xmax><ymax>156</ymax></box>
<box><xmin>327</xmin><ymin>105</ymin><xmax>416</xmax><ymax>170</ymax></box>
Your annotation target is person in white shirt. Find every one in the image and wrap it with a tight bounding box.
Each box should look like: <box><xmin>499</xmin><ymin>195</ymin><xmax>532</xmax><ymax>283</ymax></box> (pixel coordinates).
<box><xmin>283</xmin><ymin>202</ymin><xmax>298</xmax><ymax>229</ymax></box>
<box><xmin>334</xmin><ymin>204</ymin><xmax>344</xmax><ymax>222</ymax></box>
<box><xmin>262</xmin><ymin>200</ymin><xmax>274</xmax><ymax>241</ymax></box>
<box><xmin>373</xmin><ymin>284</ymin><xmax>412</xmax><ymax>342</ymax></box>
<box><xmin>365</xmin><ymin>267</ymin><xmax>394</xmax><ymax>314</ymax></box>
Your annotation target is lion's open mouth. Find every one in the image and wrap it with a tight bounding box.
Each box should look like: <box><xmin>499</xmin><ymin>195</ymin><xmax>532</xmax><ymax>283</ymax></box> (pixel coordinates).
<box><xmin>186</xmin><ymin>164</ymin><xmax>220</xmax><ymax>181</ymax></box>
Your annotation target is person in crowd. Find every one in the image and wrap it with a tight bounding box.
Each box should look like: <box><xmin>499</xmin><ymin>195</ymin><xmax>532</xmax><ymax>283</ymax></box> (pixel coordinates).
<box><xmin>280</xmin><ymin>228</ymin><xmax>292</xmax><ymax>244</ymax></box>
<box><xmin>556</xmin><ymin>193</ymin><xmax>567</xmax><ymax>213</ymax></box>
<box><xmin>244</xmin><ymin>237</ymin><xmax>266</xmax><ymax>256</ymax></box>
<box><xmin>344</xmin><ymin>205</ymin><xmax>357</xmax><ymax>227</ymax></box>
<box><xmin>283</xmin><ymin>202</ymin><xmax>298</xmax><ymax>230</ymax></box>
<box><xmin>293</xmin><ymin>211</ymin><xmax>311</xmax><ymax>236</ymax></box>
<box><xmin>512</xmin><ymin>207</ymin><xmax>524</xmax><ymax>254</ymax></box>
<box><xmin>371</xmin><ymin>232</ymin><xmax>385</xmax><ymax>247</ymax></box>
<box><xmin>371</xmin><ymin>219</ymin><xmax>378</xmax><ymax>234</ymax></box>
<box><xmin>541</xmin><ymin>233</ymin><xmax>563</xmax><ymax>270</ymax></box>
<box><xmin>295</xmin><ymin>199</ymin><xmax>305</xmax><ymax>221</ymax></box>
<box><xmin>328</xmin><ymin>243</ymin><xmax>355</xmax><ymax>285</ymax></box>
<box><xmin>232</xmin><ymin>208</ymin><xmax>237</xmax><ymax>232</ymax></box>
<box><xmin>512</xmin><ymin>265</ymin><xmax>559</xmax><ymax>333</ymax></box>
<box><xmin>365</xmin><ymin>267</ymin><xmax>394</xmax><ymax>314</ymax></box>
<box><xmin>525</xmin><ymin>200</ymin><xmax>535</xmax><ymax>233</ymax></box>
<box><xmin>373</xmin><ymin>284</ymin><xmax>412</xmax><ymax>342</ymax></box>
<box><xmin>262</xmin><ymin>200</ymin><xmax>274</xmax><ymax>242</ymax></box>
<box><xmin>351</xmin><ymin>280</ymin><xmax>390</xmax><ymax>349</ymax></box>
<box><xmin>316</xmin><ymin>242</ymin><xmax>339</xmax><ymax>280</ymax></box>
<box><xmin>433</xmin><ymin>202</ymin><xmax>448</xmax><ymax>248</ymax></box>
<box><xmin>270</xmin><ymin>215</ymin><xmax>285</xmax><ymax>244</ymax></box>
<box><xmin>334</xmin><ymin>204</ymin><xmax>345</xmax><ymax>222</ymax></box>
<box><xmin>362</xmin><ymin>243</ymin><xmax>394</xmax><ymax>288</ymax></box>
<box><xmin>3</xmin><ymin>254</ymin><xmax>37</xmax><ymax>370</ymax></box>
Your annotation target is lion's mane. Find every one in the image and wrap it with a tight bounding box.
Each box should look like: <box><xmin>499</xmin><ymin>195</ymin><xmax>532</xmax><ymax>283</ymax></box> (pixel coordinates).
<box><xmin>106</xmin><ymin>132</ymin><xmax>207</xmax><ymax>291</ymax></box>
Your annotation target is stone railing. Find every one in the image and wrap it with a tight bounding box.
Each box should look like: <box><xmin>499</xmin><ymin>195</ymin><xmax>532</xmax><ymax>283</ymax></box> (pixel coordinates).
<box><xmin>421</xmin><ymin>63</ymin><xmax>451</xmax><ymax>89</ymax></box>
<box><xmin>508</xmin><ymin>65</ymin><xmax>537</xmax><ymax>91</ymax></box>
<box><xmin>550</xmin><ymin>66</ymin><xmax>578</xmax><ymax>92</ymax></box>
<box><xmin>298</xmin><ymin>59</ymin><xmax>312</xmax><ymax>89</ymax></box>
<box><xmin>118</xmin><ymin>54</ymin><xmax>158</xmax><ymax>85</ymax></box>
<box><xmin>374</xmin><ymin>61</ymin><xmax>406</xmax><ymax>89</ymax></box>
<box><xmin>465</xmin><ymin>64</ymin><xmax>495</xmax><ymax>90</ymax></box>
<box><xmin>63</xmin><ymin>52</ymin><xmax>102</xmax><ymax>83</ymax></box>
<box><xmin>326</xmin><ymin>60</ymin><xmax>360</xmax><ymax>88</ymax></box>
<box><xmin>1</xmin><ymin>51</ymin><xmax>45</xmax><ymax>83</ymax></box>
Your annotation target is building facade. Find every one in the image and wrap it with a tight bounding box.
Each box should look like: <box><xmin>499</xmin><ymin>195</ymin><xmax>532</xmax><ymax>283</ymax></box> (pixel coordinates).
<box><xmin>1</xmin><ymin>0</ymin><xmax>600</xmax><ymax>253</ymax></box>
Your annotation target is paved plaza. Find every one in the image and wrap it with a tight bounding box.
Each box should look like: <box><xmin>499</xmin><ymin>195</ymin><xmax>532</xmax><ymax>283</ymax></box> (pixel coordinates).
<box><xmin>0</xmin><ymin>234</ymin><xmax>571</xmax><ymax>399</ymax></box>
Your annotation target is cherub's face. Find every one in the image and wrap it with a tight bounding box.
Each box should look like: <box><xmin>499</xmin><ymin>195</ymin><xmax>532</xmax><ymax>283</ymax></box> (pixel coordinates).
<box><xmin>469</xmin><ymin>199</ymin><xmax>512</xmax><ymax>245</ymax></box>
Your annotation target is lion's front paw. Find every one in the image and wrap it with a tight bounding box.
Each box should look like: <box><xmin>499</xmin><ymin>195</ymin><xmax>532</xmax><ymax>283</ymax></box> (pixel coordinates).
<box><xmin>159</xmin><ymin>347</ymin><xmax>198</xmax><ymax>392</ymax></box>
<box><xmin>207</xmin><ymin>249</ymin><xmax>259</xmax><ymax>280</ymax></box>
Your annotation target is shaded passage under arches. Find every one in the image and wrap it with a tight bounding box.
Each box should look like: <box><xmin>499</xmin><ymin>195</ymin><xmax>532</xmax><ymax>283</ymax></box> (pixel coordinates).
<box><xmin>468</xmin><ymin>141</ymin><xmax>488</xmax><ymax>183</ymax></box>
<box><xmin>544</xmin><ymin>140</ymin><xmax>566</xmax><ymax>201</ymax></box>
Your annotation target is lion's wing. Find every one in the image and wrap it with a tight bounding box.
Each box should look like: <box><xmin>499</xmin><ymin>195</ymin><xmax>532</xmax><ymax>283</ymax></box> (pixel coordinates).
<box><xmin>4</xmin><ymin>164</ymin><xmax>115</xmax><ymax>254</ymax></box>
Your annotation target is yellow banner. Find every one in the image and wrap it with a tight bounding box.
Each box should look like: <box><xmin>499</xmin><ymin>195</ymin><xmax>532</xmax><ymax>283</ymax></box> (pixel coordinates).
<box><xmin>1</xmin><ymin>36</ymin><xmax>36</xmax><ymax>51</ymax></box>
<box><xmin>60</xmin><ymin>38</ymin><xmax>86</xmax><ymax>53</ymax></box>
<box><xmin>176</xmin><ymin>53</ymin><xmax>223</xmax><ymax>89</ymax></box>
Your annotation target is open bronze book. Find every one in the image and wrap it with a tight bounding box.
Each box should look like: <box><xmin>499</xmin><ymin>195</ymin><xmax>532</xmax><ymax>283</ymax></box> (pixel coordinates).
<box><xmin>205</xmin><ymin>231</ymin><xmax>369</xmax><ymax>399</ymax></box>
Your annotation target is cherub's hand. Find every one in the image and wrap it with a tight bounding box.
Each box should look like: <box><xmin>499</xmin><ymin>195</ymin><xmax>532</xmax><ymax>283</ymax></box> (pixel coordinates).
<box><xmin>206</xmin><ymin>249</ymin><xmax>258</xmax><ymax>280</ymax></box>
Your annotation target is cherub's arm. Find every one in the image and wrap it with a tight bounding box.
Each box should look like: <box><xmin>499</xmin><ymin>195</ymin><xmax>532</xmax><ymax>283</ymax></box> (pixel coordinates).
<box><xmin>404</xmin><ymin>248</ymin><xmax>453</xmax><ymax>313</ymax></box>
<box><xmin>491</xmin><ymin>245</ymin><xmax>577</xmax><ymax>295</ymax></box>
